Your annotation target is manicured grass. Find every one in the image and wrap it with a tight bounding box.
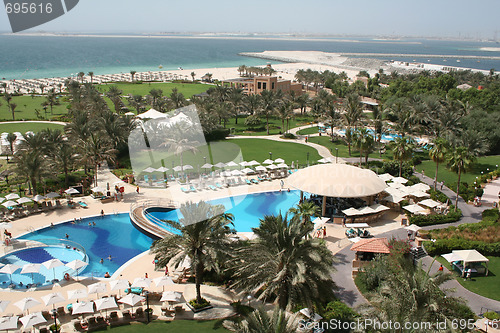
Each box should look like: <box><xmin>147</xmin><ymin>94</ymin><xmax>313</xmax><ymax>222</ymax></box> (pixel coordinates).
<box><xmin>229</xmin><ymin>115</ymin><xmax>315</xmax><ymax>136</ymax></box>
<box><xmin>308</xmin><ymin>136</ymin><xmax>393</xmax><ymax>160</ymax></box>
<box><xmin>419</xmin><ymin>155</ymin><xmax>500</xmax><ymax>187</ymax></box>
<box><xmin>97</xmin><ymin>82</ymin><xmax>210</xmax><ymax>99</ymax></box>
<box><xmin>436</xmin><ymin>256</ymin><xmax>500</xmax><ymax>302</ymax></box>
<box><xmin>0</xmin><ymin>122</ymin><xmax>65</xmax><ymax>133</ymax></box>
<box><xmin>0</xmin><ymin>95</ymin><xmax>68</xmax><ymax>121</ymax></box>
<box><xmin>99</xmin><ymin>320</ymin><xmax>228</xmax><ymax>332</ymax></box>
<box><xmin>296</xmin><ymin>126</ymin><xmax>319</xmax><ymax>135</ymax></box>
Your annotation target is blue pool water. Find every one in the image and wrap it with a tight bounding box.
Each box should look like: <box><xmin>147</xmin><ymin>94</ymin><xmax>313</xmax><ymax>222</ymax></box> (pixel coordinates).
<box><xmin>146</xmin><ymin>190</ymin><xmax>304</xmax><ymax>233</ymax></box>
<box><xmin>18</xmin><ymin>214</ymin><xmax>154</xmax><ymax>279</ymax></box>
<box><xmin>0</xmin><ymin>246</ymin><xmax>85</xmax><ymax>289</ymax></box>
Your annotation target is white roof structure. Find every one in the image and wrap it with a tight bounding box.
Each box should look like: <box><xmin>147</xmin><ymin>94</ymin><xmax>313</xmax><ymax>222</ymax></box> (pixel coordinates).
<box><xmin>452</xmin><ymin>250</ymin><xmax>489</xmax><ymax>264</ymax></box>
<box><xmin>136</xmin><ymin>108</ymin><xmax>167</xmax><ymax>120</ymax></box>
<box><xmin>383</xmin><ymin>194</ymin><xmax>404</xmax><ymax>203</ymax></box>
<box><xmin>409</xmin><ymin>183</ymin><xmax>431</xmax><ymax>192</ymax></box>
<box><xmin>370</xmin><ymin>204</ymin><xmax>391</xmax><ymax>212</ymax></box>
<box><xmin>403</xmin><ymin>204</ymin><xmax>427</xmax><ymax>214</ymax></box>
<box><xmin>378</xmin><ymin>173</ymin><xmax>393</xmax><ymax>182</ymax></box>
<box><xmin>391</xmin><ymin>177</ymin><xmax>408</xmax><ymax>184</ymax></box>
<box><xmin>287</xmin><ymin>164</ymin><xmax>387</xmax><ymax>198</ymax></box>
<box><xmin>342</xmin><ymin>208</ymin><xmax>360</xmax><ymax>216</ymax></box>
<box><xmin>418</xmin><ymin>199</ymin><xmax>441</xmax><ymax>208</ymax></box>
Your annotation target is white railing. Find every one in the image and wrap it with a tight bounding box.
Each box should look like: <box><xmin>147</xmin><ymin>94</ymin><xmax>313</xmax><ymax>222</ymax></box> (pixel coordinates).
<box><xmin>130</xmin><ymin>199</ymin><xmax>179</xmax><ymax>237</ymax></box>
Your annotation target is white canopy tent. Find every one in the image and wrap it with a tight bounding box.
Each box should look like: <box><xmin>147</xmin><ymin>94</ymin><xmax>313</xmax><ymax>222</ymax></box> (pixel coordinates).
<box><xmin>136</xmin><ymin>108</ymin><xmax>167</xmax><ymax>120</ymax></box>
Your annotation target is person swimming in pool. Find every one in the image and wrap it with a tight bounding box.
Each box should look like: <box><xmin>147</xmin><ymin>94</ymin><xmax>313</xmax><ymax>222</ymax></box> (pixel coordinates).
<box><xmin>108</xmin><ymin>255</ymin><xmax>112</xmax><ymax>261</ymax></box>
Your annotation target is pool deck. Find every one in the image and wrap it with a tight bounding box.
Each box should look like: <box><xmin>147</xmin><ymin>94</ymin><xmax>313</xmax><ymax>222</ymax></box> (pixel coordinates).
<box><xmin>0</xmin><ymin>158</ymin><xmax>407</xmax><ymax>330</ymax></box>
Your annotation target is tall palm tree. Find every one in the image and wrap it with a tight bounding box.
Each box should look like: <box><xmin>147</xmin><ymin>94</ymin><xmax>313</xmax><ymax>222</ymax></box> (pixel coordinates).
<box><xmin>260</xmin><ymin>90</ymin><xmax>281</xmax><ymax>135</ymax></box>
<box><xmin>130</xmin><ymin>70</ymin><xmax>137</xmax><ymax>82</ymax></box>
<box><xmin>9</xmin><ymin>103</ymin><xmax>16</xmax><ymax>121</ymax></box>
<box><xmin>289</xmin><ymin>200</ymin><xmax>320</xmax><ymax>227</ymax></box>
<box><xmin>128</xmin><ymin>94</ymin><xmax>145</xmax><ymax>113</ymax></box>
<box><xmin>148</xmin><ymin>89</ymin><xmax>163</xmax><ymax>109</ymax></box>
<box><xmin>6</xmin><ymin>132</ymin><xmax>16</xmax><ymax>162</ymax></box>
<box><xmin>342</xmin><ymin>94</ymin><xmax>364</xmax><ymax>155</ymax></box>
<box><xmin>39</xmin><ymin>83</ymin><xmax>46</xmax><ymax>94</ymax></box>
<box><xmin>276</xmin><ymin>100</ymin><xmax>294</xmax><ymax>134</ymax></box>
<box><xmin>318</xmin><ymin>90</ymin><xmax>337</xmax><ymax>136</ymax></box>
<box><xmin>223</xmin><ymin>307</ymin><xmax>299</xmax><ymax>333</ymax></box>
<box><xmin>228</xmin><ymin>88</ymin><xmax>244</xmax><ymax>125</ymax></box>
<box><xmin>105</xmin><ymin>86</ymin><xmax>124</xmax><ymax>113</ymax></box>
<box><xmin>87</xmin><ymin>71</ymin><xmax>94</xmax><ymax>84</ymax></box>
<box><xmin>80</xmin><ymin>133</ymin><xmax>117</xmax><ymax>186</ymax></box>
<box><xmin>429</xmin><ymin>138</ymin><xmax>448</xmax><ymax>190</ymax></box>
<box><xmin>447</xmin><ymin>146</ymin><xmax>475</xmax><ymax>210</ymax></box>
<box><xmin>161</xmin><ymin>122</ymin><xmax>200</xmax><ymax>177</ymax></box>
<box><xmin>296</xmin><ymin>93</ymin><xmax>309</xmax><ymax>114</ymax></box>
<box><xmin>353</xmin><ymin>128</ymin><xmax>375</xmax><ymax>165</ymax></box>
<box><xmin>391</xmin><ymin>137</ymin><xmax>414</xmax><ymax>177</ymax></box>
<box><xmin>190</xmin><ymin>71</ymin><xmax>196</xmax><ymax>81</ymax></box>
<box><xmin>230</xmin><ymin>213</ymin><xmax>336</xmax><ymax>310</ymax></box>
<box><xmin>14</xmin><ymin>150</ymin><xmax>45</xmax><ymax>195</ymax></box>
<box><xmin>1</xmin><ymin>82</ymin><xmax>7</xmax><ymax>94</ymax></box>
<box><xmin>45</xmin><ymin>89</ymin><xmax>57</xmax><ymax>114</ymax></box>
<box><xmin>242</xmin><ymin>94</ymin><xmax>261</xmax><ymax>116</ymax></box>
<box><xmin>50</xmin><ymin>142</ymin><xmax>77</xmax><ymax>187</ymax></box>
<box><xmin>78</xmin><ymin>72</ymin><xmax>85</xmax><ymax>83</ymax></box>
<box><xmin>150</xmin><ymin>201</ymin><xmax>234</xmax><ymax>304</ymax></box>
<box><xmin>169</xmin><ymin>88</ymin><xmax>186</xmax><ymax>109</ymax></box>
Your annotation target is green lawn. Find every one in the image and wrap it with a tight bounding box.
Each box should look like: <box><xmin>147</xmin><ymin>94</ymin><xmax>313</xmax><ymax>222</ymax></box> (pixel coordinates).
<box><xmin>296</xmin><ymin>126</ymin><xmax>319</xmax><ymax>135</ymax></box>
<box><xmin>308</xmin><ymin>136</ymin><xmax>393</xmax><ymax>160</ymax></box>
<box><xmin>0</xmin><ymin>122</ymin><xmax>65</xmax><ymax>133</ymax></box>
<box><xmin>0</xmin><ymin>95</ymin><xmax>68</xmax><ymax>121</ymax></box>
<box><xmin>419</xmin><ymin>155</ymin><xmax>500</xmax><ymax>187</ymax></box>
<box><xmin>229</xmin><ymin>115</ymin><xmax>315</xmax><ymax>136</ymax></box>
<box><xmin>99</xmin><ymin>320</ymin><xmax>228</xmax><ymax>332</ymax></box>
<box><xmin>436</xmin><ymin>256</ymin><xmax>500</xmax><ymax>302</ymax></box>
<box><xmin>97</xmin><ymin>82</ymin><xmax>210</xmax><ymax>99</ymax></box>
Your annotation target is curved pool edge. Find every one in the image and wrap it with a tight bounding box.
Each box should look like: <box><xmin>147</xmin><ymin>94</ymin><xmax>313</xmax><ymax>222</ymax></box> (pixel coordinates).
<box><xmin>110</xmin><ymin>250</ymin><xmax>151</xmax><ymax>280</ymax></box>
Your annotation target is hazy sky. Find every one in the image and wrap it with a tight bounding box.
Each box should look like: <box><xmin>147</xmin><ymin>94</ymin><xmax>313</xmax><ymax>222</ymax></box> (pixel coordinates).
<box><xmin>0</xmin><ymin>0</ymin><xmax>498</xmax><ymax>38</ymax></box>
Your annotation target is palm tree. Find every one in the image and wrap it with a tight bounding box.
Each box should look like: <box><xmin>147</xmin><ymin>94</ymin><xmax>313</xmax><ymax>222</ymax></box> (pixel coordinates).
<box><xmin>447</xmin><ymin>146</ymin><xmax>475</xmax><ymax>210</ymax></box>
<box><xmin>169</xmin><ymin>88</ymin><xmax>186</xmax><ymax>109</ymax></box>
<box><xmin>289</xmin><ymin>200</ymin><xmax>320</xmax><ymax>227</ymax></box>
<box><xmin>0</xmin><ymin>82</ymin><xmax>7</xmax><ymax>94</ymax></box>
<box><xmin>45</xmin><ymin>89</ymin><xmax>57</xmax><ymax>114</ymax></box>
<box><xmin>6</xmin><ymin>132</ymin><xmax>16</xmax><ymax>162</ymax></box>
<box><xmin>9</xmin><ymin>103</ymin><xmax>17</xmax><ymax>121</ymax></box>
<box><xmin>429</xmin><ymin>138</ymin><xmax>448</xmax><ymax>190</ymax></box>
<box><xmin>57</xmin><ymin>83</ymin><xmax>63</xmax><ymax>94</ymax></box>
<box><xmin>223</xmin><ymin>307</ymin><xmax>299</xmax><ymax>333</ymax></box>
<box><xmin>353</xmin><ymin>128</ymin><xmax>375</xmax><ymax>165</ymax></box>
<box><xmin>161</xmin><ymin>122</ymin><xmax>200</xmax><ymax>177</ymax></box>
<box><xmin>148</xmin><ymin>89</ymin><xmax>163</xmax><ymax>109</ymax></box>
<box><xmin>230</xmin><ymin>213</ymin><xmax>336</xmax><ymax>310</ymax></box>
<box><xmin>296</xmin><ymin>93</ymin><xmax>309</xmax><ymax>114</ymax></box>
<box><xmin>260</xmin><ymin>90</ymin><xmax>281</xmax><ymax>135</ymax></box>
<box><xmin>87</xmin><ymin>71</ymin><xmax>94</xmax><ymax>84</ymax></box>
<box><xmin>242</xmin><ymin>94</ymin><xmax>261</xmax><ymax>116</ymax></box>
<box><xmin>342</xmin><ymin>94</ymin><xmax>364</xmax><ymax>156</ymax></box>
<box><xmin>14</xmin><ymin>149</ymin><xmax>45</xmax><ymax>195</ymax></box>
<box><xmin>392</xmin><ymin>137</ymin><xmax>414</xmax><ymax>177</ymax></box>
<box><xmin>190</xmin><ymin>71</ymin><xmax>196</xmax><ymax>81</ymax></box>
<box><xmin>130</xmin><ymin>70</ymin><xmax>137</xmax><ymax>82</ymax></box>
<box><xmin>50</xmin><ymin>142</ymin><xmax>77</xmax><ymax>187</ymax></box>
<box><xmin>78</xmin><ymin>72</ymin><xmax>85</xmax><ymax>83</ymax></box>
<box><xmin>105</xmin><ymin>86</ymin><xmax>124</xmax><ymax>113</ymax></box>
<box><xmin>318</xmin><ymin>90</ymin><xmax>337</xmax><ymax>136</ymax></box>
<box><xmin>150</xmin><ymin>201</ymin><xmax>234</xmax><ymax>304</ymax></box>
<box><xmin>80</xmin><ymin>133</ymin><xmax>117</xmax><ymax>187</ymax></box>
<box><xmin>128</xmin><ymin>94</ymin><xmax>145</xmax><ymax>113</ymax></box>
<box><xmin>39</xmin><ymin>83</ymin><xmax>46</xmax><ymax>94</ymax></box>
<box><xmin>276</xmin><ymin>100</ymin><xmax>294</xmax><ymax>134</ymax></box>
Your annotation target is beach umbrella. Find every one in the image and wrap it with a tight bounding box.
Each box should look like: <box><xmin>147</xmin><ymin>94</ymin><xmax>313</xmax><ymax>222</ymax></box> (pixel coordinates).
<box><xmin>2</xmin><ymin>200</ymin><xmax>19</xmax><ymax>208</ymax></box>
<box><xmin>72</xmin><ymin>301</ymin><xmax>95</xmax><ymax>315</ymax></box>
<box><xmin>214</xmin><ymin>162</ymin><xmax>226</xmax><ymax>168</ymax></box>
<box><xmin>247</xmin><ymin>160</ymin><xmax>260</xmax><ymax>166</ymax></box>
<box><xmin>20</xmin><ymin>312</ymin><xmax>46</xmax><ymax>329</ymax></box>
<box><xmin>94</xmin><ymin>297</ymin><xmax>118</xmax><ymax>317</ymax></box>
<box><xmin>201</xmin><ymin>163</ymin><xmax>213</xmax><ymax>169</ymax></box>
<box><xmin>109</xmin><ymin>279</ymin><xmax>129</xmax><ymax>297</ymax></box>
<box><xmin>267</xmin><ymin>164</ymin><xmax>278</xmax><ymax>170</ymax></box>
<box><xmin>14</xmin><ymin>297</ymin><xmax>41</xmax><ymax>313</ymax></box>
<box><xmin>5</xmin><ymin>193</ymin><xmax>20</xmax><ymax>200</ymax></box>
<box><xmin>45</xmin><ymin>192</ymin><xmax>60</xmax><ymax>199</ymax></box>
<box><xmin>160</xmin><ymin>291</ymin><xmax>183</xmax><ymax>303</ymax></box>
<box><xmin>262</xmin><ymin>159</ymin><xmax>274</xmax><ymax>165</ymax></box>
<box><xmin>239</xmin><ymin>161</ymin><xmax>249</xmax><ymax>167</ymax></box>
<box><xmin>67</xmin><ymin>288</ymin><xmax>88</xmax><ymax>301</ymax></box>
<box><xmin>277</xmin><ymin>163</ymin><xmax>288</xmax><ymax>169</ymax></box>
<box><xmin>17</xmin><ymin>197</ymin><xmax>32</xmax><ymax>204</ymax></box>
<box><xmin>255</xmin><ymin>165</ymin><xmax>267</xmax><ymax>172</ymax></box>
<box><xmin>91</xmin><ymin>186</ymin><xmax>105</xmax><ymax>193</ymax></box>
<box><xmin>119</xmin><ymin>294</ymin><xmax>144</xmax><ymax>313</ymax></box>
<box><xmin>131</xmin><ymin>277</ymin><xmax>151</xmax><ymax>288</ymax></box>
<box><xmin>87</xmin><ymin>282</ymin><xmax>107</xmax><ymax>297</ymax></box>
<box><xmin>65</xmin><ymin>188</ymin><xmax>80</xmax><ymax>195</ymax></box>
<box><xmin>0</xmin><ymin>263</ymin><xmax>20</xmax><ymax>284</ymax></box>
<box><xmin>225</xmin><ymin>161</ymin><xmax>238</xmax><ymax>167</ymax></box>
<box><xmin>156</xmin><ymin>166</ymin><xmax>169</xmax><ymax>172</ymax></box>
<box><xmin>143</xmin><ymin>167</ymin><xmax>156</xmax><ymax>173</ymax></box>
<box><xmin>231</xmin><ymin>170</ymin><xmax>243</xmax><ymax>176</ymax></box>
<box><xmin>182</xmin><ymin>165</ymin><xmax>193</xmax><ymax>171</ymax></box>
<box><xmin>42</xmin><ymin>259</ymin><xmax>64</xmax><ymax>281</ymax></box>
<box><xmin>41</xmin><ymin>292</ymin><xmax>65</xmax><ymax>310</ymax></box>
<box><xmin>241</xmin><ymin>168</ymin><xmax>254</xmax><ymax>174</ymax></box>
<box><xmin>65</xmin><ymin>259</ymin><xmax>88</xmax><ymax>280</ymax></box>
<box><xmin>20</xmin><ymin>263</ymin><xmax>41</xmax><ymax>285</ymax></box>
<box><xmin>173</xmin><ymin>166</ymin><xmax>182</xmax><ymax>172</ymax></box>
<box><xmin>0</xmin><ymin>315</ymin><xmax>18</xmax><ymax>331</ymax></box>
<box><xmin>274</xmin><ymin>158</ymin><xmax>285</xmax><ymax>163</ymax></box>
<box><xmin>154</xmin><ymin>276</ymin><xmax>174</xmax><ymax>292</ymax></box>
<box><xmin>0</xmin><ymin>300</ymin><xmax>10</xmax><ymax>312</ymax></box>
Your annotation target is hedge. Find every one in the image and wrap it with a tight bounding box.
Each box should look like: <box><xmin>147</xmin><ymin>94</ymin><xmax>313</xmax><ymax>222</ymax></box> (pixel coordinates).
<box><xmin>409</xmin><ymin>208</ymin><xmax>462</xmax><ymax>226</ymax></box>
<box><xmin>424</xmin><ymin>239</ymin><xmax>500</xmax><ymax>256</ymax></box>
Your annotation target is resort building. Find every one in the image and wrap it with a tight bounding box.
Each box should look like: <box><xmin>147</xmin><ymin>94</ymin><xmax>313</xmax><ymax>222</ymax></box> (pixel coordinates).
<box><xmin>221</xmin><ymin>76</ymin><xmax>303</xmax><ymax>95</ymax></box>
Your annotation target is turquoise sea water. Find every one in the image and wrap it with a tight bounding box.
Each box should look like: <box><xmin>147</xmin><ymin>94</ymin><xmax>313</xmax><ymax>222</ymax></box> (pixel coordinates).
<box><xmin>1</xmin><ymin>35</ymin><xmax>499</xmax><ymax>79</ymax></box>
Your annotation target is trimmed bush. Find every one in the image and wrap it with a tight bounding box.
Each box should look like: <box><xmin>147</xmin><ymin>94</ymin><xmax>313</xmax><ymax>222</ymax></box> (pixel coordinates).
<box><xmin>429</xmin><ymin>189</ymin><xmax>449</xmax><ymax>203</ymax></box>
<box><xmin>409</xmin><ymin>208</ymin><xmax>462</xmax><ymax>227</ymax></box>
<box><xmin>281</xmin><ymin>133</ymin><xmax>297</xmax><ymax>139</ymax></box>
<box><xmin>424</xmin><ymin>238</ymin><xmax>500</xmax><ymax>256</ymax></box>
<box><xmin>204</xmin><ymin>128</ymin><xmax>230</xmax><ymax>141</ymax></box>
<box><xmin>189</xmin><ymin>297</ymin><xmax>211</xmax><ymax>309</ymax></box>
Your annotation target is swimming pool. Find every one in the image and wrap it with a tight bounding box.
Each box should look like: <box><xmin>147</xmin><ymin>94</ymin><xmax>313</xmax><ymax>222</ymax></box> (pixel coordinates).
<box><xmin>18</xmin><ymin>214</ymin><xmax>154</xmax><ymax>279</ymax></box>
<box><xmin>0</xmin><ymin>245</ymin><xmax>85</xmax><ymax>289</ymax></box>
<box><xmin>145</xmin><ymin>190</ymin><xmax>304</xmax><ymax>233</ymax></box>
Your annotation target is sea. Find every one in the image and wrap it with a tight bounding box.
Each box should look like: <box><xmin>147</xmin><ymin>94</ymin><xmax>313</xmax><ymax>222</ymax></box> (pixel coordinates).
<box><xmin>1</xmin><ymin>34</ymin><xmax>500</xmax><ymax>80</ymax></box>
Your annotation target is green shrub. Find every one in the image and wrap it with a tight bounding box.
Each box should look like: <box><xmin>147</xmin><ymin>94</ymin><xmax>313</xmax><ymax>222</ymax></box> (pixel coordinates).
<box><xmin>409</xmin><ymin>208</ymin><xmax>462</xmax><ymax>227</ymax></box>
<box><xmin>281</xmin><ymin>133</ymin><xmax>297</xmax><ymax>139</ymax></box>
<box><xmin>358</xmin><ymin>255</ymin><xmax>391</xmax><ymax>291</ymax></box>
<box><xmin>189</xmin><ymin>297</ymin><xmax>211</xmax><ymax>309</ymax></box>
<box><xmin>484</xmin><ymin>311</ymin><xmax>500</xmax><ymax>320</ymax></box>
<box><xmin>321</xmin><ymin>301</ymin><xmax>358</xmax><ymax>332</ymax></box>
<box><xmin>204</xmin><ymin>128</ymin><xmax>230</xmax><ymax>141</ymax></box>
<box><xmin>230</xmin><ymin>301</ymin><xmax>254</xmax><ymax>316</ymax></box>
<box><xmin>244</xmin><ymin>115</ymin><xmax>261</xmax><ymax>127</ymax></box>
<box><xmin>429</xmin><ymin>189</ymin><xmax>449</xmax><ymax>203</ymax></box>
<box><xmin>381</xmin><ymin>160</ymin><xmax>413</xmax><ymax>178</ymax></box>
<box><xmin>424</xmin><ymin>239</ymin><xmax>500</xmax><ymax>256</ymax></box>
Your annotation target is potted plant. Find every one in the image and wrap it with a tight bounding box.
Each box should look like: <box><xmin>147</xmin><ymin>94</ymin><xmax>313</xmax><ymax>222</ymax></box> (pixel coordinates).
<box><xmin>49</xmin><ymin>323</ymin><xmax>61</xmax><ymax>333</ymax></box>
